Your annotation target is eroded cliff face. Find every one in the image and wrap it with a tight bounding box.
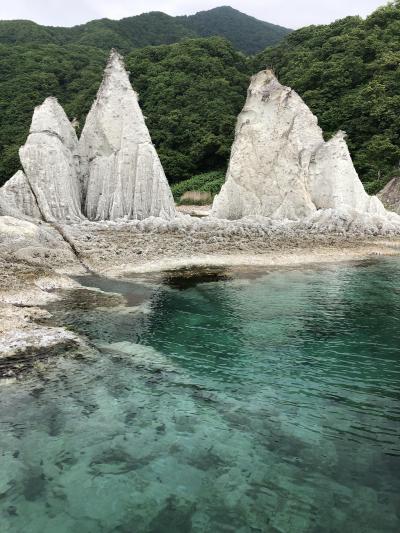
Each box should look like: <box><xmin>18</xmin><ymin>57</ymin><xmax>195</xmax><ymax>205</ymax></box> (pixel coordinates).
<box><xmin>309</xmin><ymin>131</ymin><xmax>386</xmax><ymax>215</ymax></box>
<box><xmin>212</xmin><ymin>70</ymin><xmax>388</xmax><ymax>221</ymax></box>
<box><xmin>78</xmin><ymin>50</ymin><xmax>176</xmax><ymax>221</ymax></box>
<box><xmin>19</xmin><ymin>97</ymin><xmax>83</xmax><ymax>222</ymax></box>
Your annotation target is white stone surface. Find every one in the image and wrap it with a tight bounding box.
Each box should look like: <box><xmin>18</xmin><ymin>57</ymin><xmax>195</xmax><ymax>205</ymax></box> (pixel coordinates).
<box><xmin>0</xmin><ymin>215</ymin><xmax>40</xmax><ymax>238</ymax></box>
<box><xmin>212</xmin><ymin>70</ymin><xmax>388</xmax><ymax>221</ymax></box>
<box><xmin>19</xmin><ymin>97</ymin><xmax>83</xmax><ymax>222</ymax></box>
<box><xmin>79</xmin><ymin>49</ymin><xmax>175</xmax><ymax>221</ymax></box>
<box><xmin>0</xmin><ymin>170</ymin><xmax>42</xmax><ymax>219</ymax></box>
<box><xmin>310</xmin><ymin>131</ymin><xmax>386</xmax><ymax>215</ymax></box>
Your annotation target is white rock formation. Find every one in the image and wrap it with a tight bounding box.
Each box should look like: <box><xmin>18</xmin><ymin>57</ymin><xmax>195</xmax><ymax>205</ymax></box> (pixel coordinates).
<box><xmin>212</xmin><ymin>70</ymin><xmax>387</xmax><ymax>221</ymax></box>
<box><xmin>78</xmin><ymin>49</ymin><xmax>175</xmax><ymax>221</ymax></box>
<box><xmin>0</xmin><ymin>170</ymin><xmax>41</xmax><ymax>219</ymax></box>
<box><xmin>309</xmin><ymin>131</ymin><xmax>386</xmax><ymax>215</ymax></box>
<box><xmin>19</xmin><ymin>97</ymin><xmax>83</xmax><ymax>222</ymax></box>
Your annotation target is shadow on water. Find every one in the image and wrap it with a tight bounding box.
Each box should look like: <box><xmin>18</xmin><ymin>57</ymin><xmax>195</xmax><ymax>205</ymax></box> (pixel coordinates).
<box><xmin>161</xmin><ymin>267</ymin><xmax>232</xmax><ymax>290</ymax></box>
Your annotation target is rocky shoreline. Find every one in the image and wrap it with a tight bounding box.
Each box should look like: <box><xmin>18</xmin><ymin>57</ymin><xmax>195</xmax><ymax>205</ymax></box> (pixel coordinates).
<box><xmin>1</xmin><ymin>211</ymin><xmax>400</xmax><ymax>375</ymax></box>
<box><xmin>1</xmin><ymin>50</ymin><xmax>400</xmax><ymax>373</ymax></box>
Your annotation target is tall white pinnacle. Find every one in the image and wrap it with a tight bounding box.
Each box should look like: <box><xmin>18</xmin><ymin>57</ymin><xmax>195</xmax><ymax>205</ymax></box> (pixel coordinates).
<box><xmin>212</xmin><ymin>70</ymin><xmax>387</xmax><ymax>220</ymax></box>
<box><xmin>78</xmin><ymin>49</ymin><xmax>176</xmax><ymax>221</ymax></box>
<box><xmin>19</xmin><ymin>97</ymin><xmax>83</xmax><ymax>222</ymax></box>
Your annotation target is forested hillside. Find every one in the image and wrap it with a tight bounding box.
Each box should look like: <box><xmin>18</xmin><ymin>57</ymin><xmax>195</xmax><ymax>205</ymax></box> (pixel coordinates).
<box><xmin>177</xmin><ymin>6</ymin><xmax>290</xmax><ymax>54</ymax></box>
<box><xmin>126</xmin><ymin>38</ymin><xmax>249</xmax><ymax>181</ymax></box>
<box><xmin>256</xmin><ymin>0</ymin><xmax>400</xmax><ymax>192</ymax></box>
<box><xmin>0</xmin><ymin>7</ymin><xmax>290</xmax><ymax>54</ymax></box>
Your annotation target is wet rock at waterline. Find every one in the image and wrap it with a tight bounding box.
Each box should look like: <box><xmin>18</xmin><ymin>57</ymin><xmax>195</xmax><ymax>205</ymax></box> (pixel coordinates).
<box><xmin>19</xmin><ymin>97</ymin><xmax>83</xmax><ymax>222</ymax></box>
<box><xmin>211</xmin><ymin>70</ymin><xmax>389</xmax><ymax>222</ymax></box>
<box><xmin>78</xmin><ymin>49</ymin><xmax>176</xmax><ymax>221</ymax></box>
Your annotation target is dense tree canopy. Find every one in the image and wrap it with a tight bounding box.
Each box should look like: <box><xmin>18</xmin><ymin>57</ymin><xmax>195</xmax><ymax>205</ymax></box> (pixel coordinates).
<box><xmin>256</xmin><ymin>0</ymin><xmax>400</xmax><ymax>191</ymax></box>
<box><xmin>126</xmin><ymin>38</ymin><xmax>250</xmax><ymax>181</ymax></box>
<box><xmin>177</xmin><ymin>6</ymin><xmax>291</xmax><ymax>55</ymax></box>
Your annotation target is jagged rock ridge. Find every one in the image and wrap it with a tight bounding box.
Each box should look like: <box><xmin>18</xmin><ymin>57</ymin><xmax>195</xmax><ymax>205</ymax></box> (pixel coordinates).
<box><xmin>0</xmin><ymin>50</ymin><xmax>175</xmax><ymax>223</ymax></box>
<box><xmin>212</xmin><ymin>70</ymin><xmax>388</xmax><ymax>221</ymax></box>
<box><xmin>78</xmin><ymin>50</ymin><xmax>176</xmax><ymax>221</ymax></box>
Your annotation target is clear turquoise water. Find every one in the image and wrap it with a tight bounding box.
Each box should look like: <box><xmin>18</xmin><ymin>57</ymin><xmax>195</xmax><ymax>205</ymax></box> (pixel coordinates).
<box><xmin>1</xmin><ymin>259</ymin><xmax>399</xmax><ymax>532</ymax></box>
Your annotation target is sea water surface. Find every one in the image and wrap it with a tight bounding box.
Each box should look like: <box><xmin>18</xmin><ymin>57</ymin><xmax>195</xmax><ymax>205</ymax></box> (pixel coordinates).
<box><xmin>0</xmin><ymin>258</ymin><xmax>399</xmax><ymax>532</ymax></box>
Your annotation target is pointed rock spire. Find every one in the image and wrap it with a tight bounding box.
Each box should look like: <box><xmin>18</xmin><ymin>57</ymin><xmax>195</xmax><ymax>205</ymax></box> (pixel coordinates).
<box><xmin>212</xmin><ymin>70</ymin><xmax>387</xmax><ymax>220</ymax></box>
<box><xmin>78</xmin><ymin>49</ymin><xmax>176</xmax><ymax>221</ymax></box>
<box><xmin>19</xmin><ymin>97</ymin><xmax>83</xmax><ymax>222</ymax></box>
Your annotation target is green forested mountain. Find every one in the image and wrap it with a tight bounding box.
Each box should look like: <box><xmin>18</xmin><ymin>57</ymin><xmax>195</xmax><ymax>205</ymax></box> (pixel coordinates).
<box><xmin>256</xmin><ymin>1</ymin><xmax>400</xmax><ymax>191</ymax></box>
<box><xmin>0</xmin><ymin>7</ymin><xmax>290</xmax><ymax>54</ymax></box>
<box><xmin>177</xmin><ymin>6</ymin><xmax>291</xmax><ymax>54</ymax></box>
<box><xmin>0</xmin><ymin>2</ymin><xmax>399</xmax><ymax>191</ymax></box>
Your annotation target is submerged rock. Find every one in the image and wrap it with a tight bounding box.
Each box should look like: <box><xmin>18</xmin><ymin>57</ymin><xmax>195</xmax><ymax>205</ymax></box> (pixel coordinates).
<box><xmin>19</xmin><ymin>97</ymin><xmax>83</xmax><ymax>222</ymax></box>
<box><xmin>212</xmin><ymin>70</ymin><xmax>388</xmax><ymax>221</ymax></box>
<box><xmin>378</xmin><ymin>177</ymin><xmax>400</xmax><ymax>214</ymax></box>
<box><xmin>78</xmin><ymin>49</ymin><xmax>176</xmax><ymax>221</ymax></box>
<box><xmin>0</xmin><ymin>170</ymin><xmax>42</xmax><ymax>219</ymax></box>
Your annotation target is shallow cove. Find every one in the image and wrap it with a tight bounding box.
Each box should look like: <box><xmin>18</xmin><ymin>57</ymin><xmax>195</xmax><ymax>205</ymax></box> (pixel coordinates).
<box><xmin>1</xmin><ymin>259</ymin><xmax>400</xmax><ymax>532</ymax></box>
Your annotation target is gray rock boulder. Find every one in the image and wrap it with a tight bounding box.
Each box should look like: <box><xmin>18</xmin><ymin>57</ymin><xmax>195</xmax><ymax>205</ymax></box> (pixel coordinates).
<box><xmin>377</xmin><ymin>177</ymin><xmax>400</xmax><ymax>214</ymax></box>
<box><xmin>78</xmin><ymin>49</ymin><xmax>175</xmax><ymax>221</ymax></box>
<box><xmin>212</xmin><ymin>70</ymin><xmax>387</xmax><ymax>221</ymax></box>
<box><xmin>19</xmin><ymin>97</ymin><xmax>83</xmax><ymax>222</ymax></box>
<box><xmin>309</xmin><ymin>131</ymin><xmax>386</xmax><ymax>215</ymax></box>
<box><xmin>0</xmin><ymin>170</ymin><xmax>42</xmax><ymax>219</ymax></box>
